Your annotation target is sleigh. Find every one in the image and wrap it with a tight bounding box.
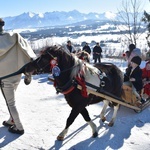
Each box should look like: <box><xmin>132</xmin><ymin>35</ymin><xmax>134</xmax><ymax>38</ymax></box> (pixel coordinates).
<box><xmin>84</xmin><ymin>83</ymin><xmax>150</xmax><ymax>113</ymax></box>
<box><xmin>48</xmin><ymin>77</ymin><xmax>150</xmax><ymax>113</ymax></box>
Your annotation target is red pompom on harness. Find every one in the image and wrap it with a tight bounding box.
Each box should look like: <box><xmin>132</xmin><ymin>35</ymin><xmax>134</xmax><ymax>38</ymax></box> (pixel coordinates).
<box><xmin>50</xmin><ymin>59</ymin><xmax>57</xmax><ymax>70</ymax></box>
<box><xmin>50</xmin><ymin>59</ymin><xmax>58</xmax><ymax>87</ymax></box>
<box><xmin>79</xmin><ymin>56</ymin><xmax>84</xmax><ymax>60</ymax></box>
<box><xmin>122</xmin><ymin>53</ymin><xmax>126</xmax><ymax>57</ymax></box>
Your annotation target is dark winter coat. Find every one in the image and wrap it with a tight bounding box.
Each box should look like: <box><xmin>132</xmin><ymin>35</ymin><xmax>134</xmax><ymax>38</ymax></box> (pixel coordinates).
<box><xmin>67</xmin><ymin>45</ymin><xmax>73</xmax><ymax>53</ymax></box>
<box><xmin>83</xmin><ymin>45</ymin><xmax>91</xmax><ymax>54</ymax></box>
<box><xmin>93</xmin><ymin>45</ymin><xmax>102</xmax><ymax>56</ymax></box>
<box><xmin>124</xmin><ymin>66</ymin><xmax>143</xmax><ymax>91</ymax></box>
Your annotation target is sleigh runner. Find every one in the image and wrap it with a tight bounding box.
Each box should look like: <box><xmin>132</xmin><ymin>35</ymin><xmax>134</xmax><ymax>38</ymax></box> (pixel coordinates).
<box><xmin>48</xmin><ymin>77</ymin><xmax>150</xmax><ymax>112</ymax></box>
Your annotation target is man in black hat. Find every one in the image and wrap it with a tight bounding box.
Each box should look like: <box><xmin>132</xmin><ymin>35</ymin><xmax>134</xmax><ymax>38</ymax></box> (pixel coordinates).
<box><xmin>0</xmin><ymin>18</ymin><xmax>5</xmax><ymax>34</ymax></box>
<box><xmin>93</xmin><ymin>42</ymin><xmax>102</xmax><ymax>63</ymax></box>
<box><xmin>82</xmin><ymin>43</ymin><xmax>91</xmax><ymax>55</ymax></box>
<box><xmin>65</xmin><ymin>40</ymin><xmax>76</xmax><ymax>53</ymax></box>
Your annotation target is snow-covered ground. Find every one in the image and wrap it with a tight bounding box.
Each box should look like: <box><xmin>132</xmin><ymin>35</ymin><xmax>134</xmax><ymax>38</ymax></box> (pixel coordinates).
<box><xmin>0</xmin><ymin>58</ymin><xmax>150</xmax><ymax>150</ymax></box>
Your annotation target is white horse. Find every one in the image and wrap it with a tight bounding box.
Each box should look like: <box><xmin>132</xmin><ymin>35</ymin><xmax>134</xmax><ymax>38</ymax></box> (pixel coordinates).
<box><xmin>0</xmin><ymin>31</ymin><xmax>36</xmax><ymax>134</ymax></box>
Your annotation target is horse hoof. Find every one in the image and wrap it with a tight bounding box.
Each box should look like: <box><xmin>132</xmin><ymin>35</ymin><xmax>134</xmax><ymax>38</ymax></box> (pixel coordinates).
<box><xmin>108</xmin><ymin>122</ymin><xmax>114</xmax><ymax>127</ymax></box>
<box><xmin>57</xmin><ymin>136</ymin><xmax>64</xmax><ymax>141</ymax></box>
<box><xmin>24</xmin><ymin>75</ymin><xmax>31</xmax><ymax>85</ymax></box>
<box><xmin>92</xmin><ymin>132</ymin><xmax>98</xmax><ymax>138</ymax></box>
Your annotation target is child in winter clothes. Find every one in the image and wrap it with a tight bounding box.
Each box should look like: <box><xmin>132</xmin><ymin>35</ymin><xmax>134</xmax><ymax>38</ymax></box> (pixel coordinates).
<box><xmin>124</xmin><ymin>56</ymin><xmax>144</xmax><ymax>103</ymax></box>
<box><xmin>125</xmin><ymin>44</ymin><xmax>142</xmax><ymax>67</ymax></box>
<box><xmin>142</xmin><ymin>61</ymin><xmax>150</xmax><ymax>99</ymax></box>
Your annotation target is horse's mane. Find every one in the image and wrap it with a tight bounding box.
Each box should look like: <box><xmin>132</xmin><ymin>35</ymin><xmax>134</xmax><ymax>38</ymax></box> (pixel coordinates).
<box><xmin>70</xmin><ymin>56</ymin><xmax>100</xmax><ymax>79</ymax></box>
<box><xmin>41</xmin><ymin>45</ymin><xmax>100</xmax><ymax>79</ymax></box>
<box><xmin>40</xmin><ymin>46</ymin><xmax>120</xmax><ymax>84</ymax></box>
<box><xmin>39</xmin><ymin>45</ymin><xmax>99</xmax><ymax>79</ymax></box>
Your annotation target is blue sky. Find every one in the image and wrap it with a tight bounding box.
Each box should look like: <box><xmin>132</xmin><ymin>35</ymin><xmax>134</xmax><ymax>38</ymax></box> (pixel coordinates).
<box><xmin>1</xmin><ymin>0</ymin><xmax>150</xmax><ymax>17</ymax></box>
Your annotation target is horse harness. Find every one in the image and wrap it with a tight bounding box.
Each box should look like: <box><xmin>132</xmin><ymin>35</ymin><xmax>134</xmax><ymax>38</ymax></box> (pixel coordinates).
<box><xmin>48</xmin><ymin>58</ymin><xmax>106</xmax><ymax>97</ymax></box>
<box><xmin>35</xmin><ymin>50</ymin><xmax>106</xmax><ymax>97</ymax></box>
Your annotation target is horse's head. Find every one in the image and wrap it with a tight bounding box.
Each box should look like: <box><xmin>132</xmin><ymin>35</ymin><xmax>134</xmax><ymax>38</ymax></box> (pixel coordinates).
<box><xmin>24</xmin><ymin>46</ymin><xmax>75</xmax><ymax>85</ymax></box>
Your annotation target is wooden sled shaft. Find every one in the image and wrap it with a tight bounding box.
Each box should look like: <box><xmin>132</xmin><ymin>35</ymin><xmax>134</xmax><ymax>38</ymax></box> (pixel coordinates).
<box><xmin>48</xmin><ymin>77</ymin><xmax>141</xmax><ymax>111</ymax></box>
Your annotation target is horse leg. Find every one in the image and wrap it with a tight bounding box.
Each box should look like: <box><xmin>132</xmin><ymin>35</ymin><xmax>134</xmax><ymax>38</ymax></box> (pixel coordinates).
<box><xmin>57</xmin><ymin>128</ymin><xmax>69</xmax><ymax>141</ymax></box>
<box><xmin>108</xmin><ymin>104</ymin><xmax>119</xmax><ymax>127</ymax></box>
<box><xmin>57</xmin><ymin>107</ymin><xmax>81</xmax><ymax>141</ymax></box>
<box><xmin>100</xmin><ymin>100</ymin><xmax>109</xmax><ymax>122</ymax></box>
<box><xmin>80</xmin><ymin>108</ymin><xmax>98</xmax><ymax>137</ymax></box>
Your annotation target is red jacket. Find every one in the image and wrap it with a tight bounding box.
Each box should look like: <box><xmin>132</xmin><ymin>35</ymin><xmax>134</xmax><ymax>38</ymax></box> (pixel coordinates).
<box><xmin>142</xmin><ymin>65</ymin><xmax>150</xmax><ymax>96</ymax></box>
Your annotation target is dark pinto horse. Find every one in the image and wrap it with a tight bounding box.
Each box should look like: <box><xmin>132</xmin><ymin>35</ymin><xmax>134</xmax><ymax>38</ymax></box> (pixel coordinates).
<box><xmin>25</xmin><ymin>46</ymin><xmax>123</xmax><ymax>140</ymax></box>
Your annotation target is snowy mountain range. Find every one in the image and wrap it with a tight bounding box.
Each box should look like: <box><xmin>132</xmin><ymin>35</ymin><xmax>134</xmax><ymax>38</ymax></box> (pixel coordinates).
<box><xmin>4</xmin><ymin>10</ymin><xmax>117</xmax><ymax>29</ymax></box>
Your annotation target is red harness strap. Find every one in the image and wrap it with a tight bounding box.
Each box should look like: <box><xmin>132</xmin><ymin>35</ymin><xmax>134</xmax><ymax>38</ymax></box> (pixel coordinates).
<box><xmin>76</xmin><ymin>76</ymin><xmax>88</xmax><ymax>98</ymax></box>
<box><xmin>62</xmin><ymin>86</ymin><xmax>75</xmax><ymax>95</ymax></box>
<box><xmin>53</xmin><ymin>77</ymin><xmax>88</xmax><ymax>97</ymax></box>
<box><xmin>53</xmin><ymin>81</ymin><xmax>75</xmax><ymax>95</ymax></box>
<box><xmin>53</xmin><ymin>79</ymin><xmax>75</xmax><ymax>95</ymax></box>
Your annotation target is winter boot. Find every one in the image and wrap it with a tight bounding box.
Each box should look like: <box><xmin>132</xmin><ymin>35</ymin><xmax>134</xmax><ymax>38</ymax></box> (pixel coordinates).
<box><xmin>8</xmin><ymin>125</ymin><xmax>24</xmax><ymax>135</ymax></box>
<box><xmin>2</xmin><ymin>119</ymin><xmax>15</xmax><ymax>127</ymax></box>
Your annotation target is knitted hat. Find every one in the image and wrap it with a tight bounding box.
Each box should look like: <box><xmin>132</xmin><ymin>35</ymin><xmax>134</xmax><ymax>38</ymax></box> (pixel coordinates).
<box><xmin>0</xmin><ymin>18</ymin><xmax>5</xmax><ymax>26</ymax></box>
<box><xmin>129</xmin><ymin>44</ymin><xmax>135</xmax><ymax>50</ymax></box>
<box><xmin>131</xmin><ymin>56</ymin><xmax>141</xmax><ymax>65</ymax></box>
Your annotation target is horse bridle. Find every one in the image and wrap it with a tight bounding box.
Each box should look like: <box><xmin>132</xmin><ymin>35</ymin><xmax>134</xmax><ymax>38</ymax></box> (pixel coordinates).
<box><xmin>34</xmin><ymin>50</ymin><xmax>55</xmax><ymax>73</ymax></box>
<box><xmin>35</xmin><ymin>50</ymin><xmax>79</xmax><ymax>75</ymax></box>
<box><xmin>36</xmin><ymin>57</ymin><xmax>50</xmax><ymax>73</ymax></box>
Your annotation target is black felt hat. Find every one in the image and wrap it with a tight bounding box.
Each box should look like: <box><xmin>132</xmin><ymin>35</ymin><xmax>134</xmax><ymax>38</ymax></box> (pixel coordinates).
<box><xmin>0</xmin><ymin>18</ymin><xmax>5</xmax><ymax>26</ymax></box>
<box><xmin>129</xmin><ymin>44</ymin><xmax>136</xmax><ymax>50</ymax></box>
<box><xmin>131</xmin><ymin>56</ymin><xmax>141</xmax><ymax>65</ymax></box>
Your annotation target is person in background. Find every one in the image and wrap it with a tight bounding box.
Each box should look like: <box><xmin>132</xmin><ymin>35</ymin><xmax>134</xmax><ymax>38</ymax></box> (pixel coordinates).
<box><xmin>93</xmin><ymin>42</ymin><xmax>102</xmax><ymax>63</ymax></box>
<box><xmin>142</xmin><ymin>61</ymin><xmax>150</xmax><ymax>99</ymax></box>
<box><xmin>82</xmin><ymin>43</ymin><xmax>91</xmax><ymax>55</ymax></box>
<box><xmin>64</xmin><ymin>40</ymin><xmax>76</xmax><ymax>54</ymax></box>
<box><xmin>124</xmin><ymin>56</ymin><xmax>145</xmax><ymax>104</ymax></box>
<box><xmin>126</xmin><ymin>44</ymin><xmax>142</xmax><ymax>67</ymax></box>
<box><xmin>145</xmin><ymin>49</ymin><xmax>150</xmax><ymax>61</ymax></box>
<box><xmin>0</xmin><ymin>18</ymin><xmax>36</xmax><ymax>134</ymax></box>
